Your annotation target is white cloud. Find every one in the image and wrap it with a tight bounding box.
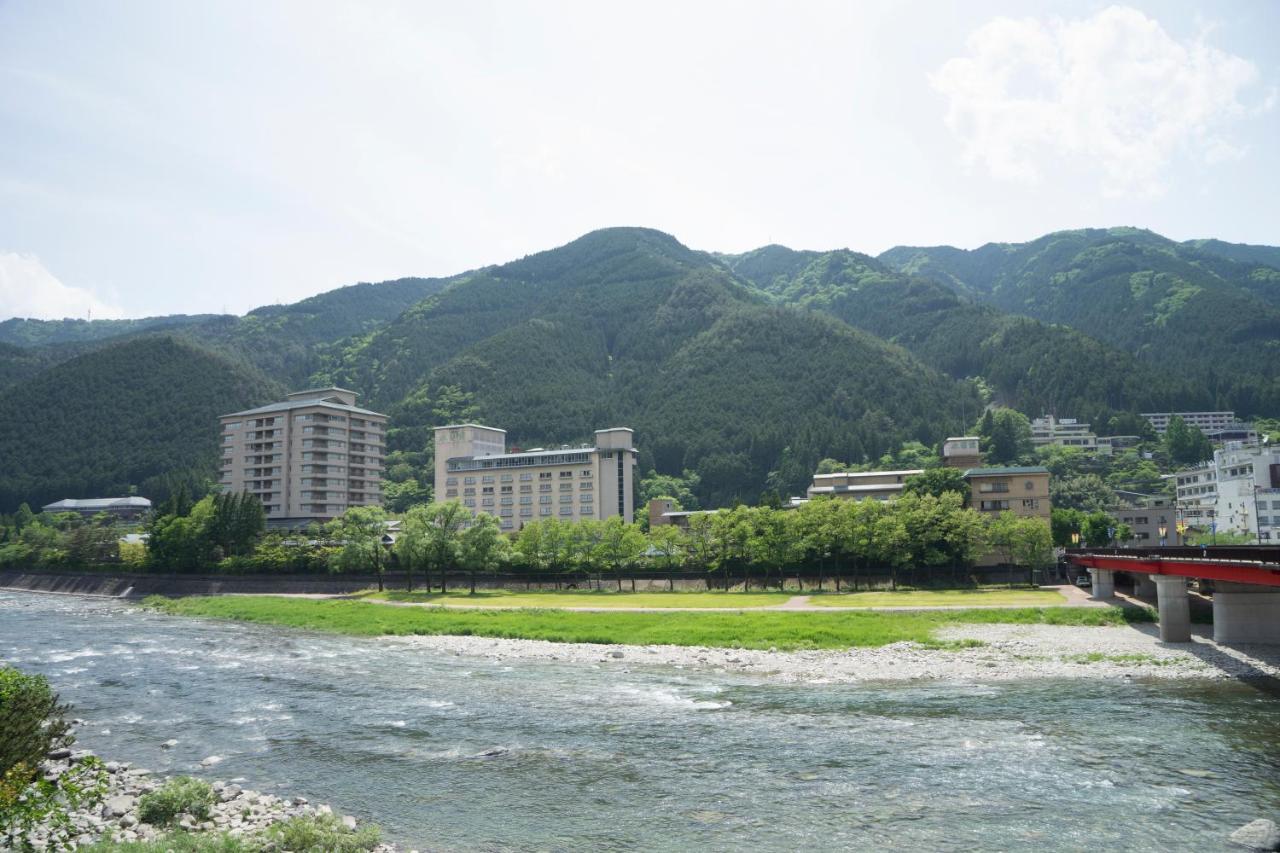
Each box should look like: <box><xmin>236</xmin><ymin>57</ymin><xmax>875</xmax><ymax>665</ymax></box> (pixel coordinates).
<box><xmin>0</xmin><ymin>252</ymin><xmax>123</xmax><ymax>320</ymax></box>
<box><xmin>931</xmin><ymin>5</ymin><xmax>1264</xmax><ymax>196</ymax></box>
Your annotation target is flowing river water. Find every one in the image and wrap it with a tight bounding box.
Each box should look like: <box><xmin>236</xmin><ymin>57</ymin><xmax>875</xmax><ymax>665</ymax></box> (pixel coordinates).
<box><xmin>3</xmin><ymin>591</ymin><xmax>1280</xmax><ymax>851</ymax></box>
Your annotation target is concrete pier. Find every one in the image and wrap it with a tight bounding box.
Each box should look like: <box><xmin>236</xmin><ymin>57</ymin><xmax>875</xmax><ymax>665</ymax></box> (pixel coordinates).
<box><xmin>1132</xmin><ymin>573</ymin><xmax>1157</xmax><ymax>599</ymax></box>
<box><xmin>1212</xmin><ymin>582</ymin><xmax>1280</xmax><ymax>645</ymax></box>
<box><xmin>1088</xmin><ymin>569</ymin><xmax>1115</xmax><ymax>600</ymax></box>
<box><xmin>1153</xmin><ymin>575</ymin><xmax>1191</xmax><ymax>643</ymax></box>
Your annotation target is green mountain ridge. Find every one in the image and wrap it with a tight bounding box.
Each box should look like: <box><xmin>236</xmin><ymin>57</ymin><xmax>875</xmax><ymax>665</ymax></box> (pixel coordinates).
<box><xmin>3</xmin><ymin>225</ymin><xmax>1279</xmax><ymax>512</ymax></box>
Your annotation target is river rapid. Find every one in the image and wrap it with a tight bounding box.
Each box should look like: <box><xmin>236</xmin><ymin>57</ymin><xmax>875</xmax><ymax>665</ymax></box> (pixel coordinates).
<box><xmin>2</xmin><ymin>591</ymin><xmax>1279</xmax><ymax>851</ymax></box>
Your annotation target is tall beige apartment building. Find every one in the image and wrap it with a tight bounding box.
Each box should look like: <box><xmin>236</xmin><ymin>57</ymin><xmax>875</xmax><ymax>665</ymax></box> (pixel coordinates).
<box><xmin>219</xmin><ymin>388</ymin><xmax>388</xmax><ymax>525</ymax></box>
<box><xmin>434</xmin><ymin>424</ymin><xmax>637</xmax><ymax>531</ymax></box>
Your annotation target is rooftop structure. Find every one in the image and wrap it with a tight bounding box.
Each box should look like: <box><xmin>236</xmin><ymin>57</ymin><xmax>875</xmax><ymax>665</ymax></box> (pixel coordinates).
<box><xmin>806</xmin><ymin>469</ymin><xmax>924</xmax><ymax>502</ymax></box>
<box><xmin>219</xmin><ymin>387</ymin><xmax>387</xmax><ymax>526</ymax></box>
<box><xmin>942</xmin><ymin>436</ymin><xmax>983</xmax><ymax>470</ymax></box>
<box><xmin>434</xmin><ymin>424</ymin><xmax>638</xmax><ymax>530</ymax></box>
<box><xmin>42</xmin><ymin>497</ymin><xmax>152</xmax><ymax>520</ymax></box>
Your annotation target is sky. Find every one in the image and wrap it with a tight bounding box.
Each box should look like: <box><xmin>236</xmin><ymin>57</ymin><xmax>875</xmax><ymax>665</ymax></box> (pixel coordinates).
<box><xmin>1</xmin><ymin>0</ymin><xmax>1277</xmax><ymax>320</ymax></box>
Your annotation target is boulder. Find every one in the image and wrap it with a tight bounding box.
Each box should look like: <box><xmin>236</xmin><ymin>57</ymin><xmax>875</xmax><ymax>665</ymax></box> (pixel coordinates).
<box><xmin>160</xmin><ymin>739</ymin><xmax>178</xmax><ymax>749</ymax></box>
<box><xmin>104</xmin><ymin>795</ymin><xmax>135</xmax><ymax>818</ymax></box>
<box><xmin>610</xmin><ymin>650</ymin><xmax>624</xmax><ymax>659</ymax></box>
<box><xmin>220</xmin><ymin>784</ymin><xmax>242</xmax><ymax>802</ymax></box>
<box><xmin>342</xmin><ymin>815</ymin><xmax>358</xmax><ymax>830</ymax></box>
<box><xmin>1230</xmin><ymin>819</ymin><xmax>1280</xmax><ymax>851</ymax></box>
<box><xmin>119</xmin><ymin>814</ymin><xmax>138</xmax><ymax>829</ymax></box>
<box><xmin>46</xmin><ymin>747</ymin><xmax>72</xmax><ymax>760</ymax></box>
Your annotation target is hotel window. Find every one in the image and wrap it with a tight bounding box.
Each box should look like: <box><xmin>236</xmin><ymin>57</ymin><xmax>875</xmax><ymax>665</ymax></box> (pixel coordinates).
<box><xmin>560</xmin><ymin>471</ymin><xmax>573</xmax><ymax>479</ymax></box>
<box><xmin>501</xmin><ymin>497</ymin><xmax>513</xmax><ymax>506</ymax></box>
<box><xmin>580</xmin><ymin>481</ymin><xmax>593</xmax><ymax>491</ymax></box>
<box><xmin>560</xmin><ymin>495</ymin><xmax>572</xmax><ymax>504</ymax></box>
<box><xmin>1022</xmin><ymin>499</ymin><xmax>1039</xmax><ymax>509</ymax></box>
<box><xmin>580</xmin><ymin>507</ymin><xmax>594</xmax><ymax>516</ymax></box>
<box><xmin>500</xmin><ymin>508</ymin><xmax>513</xmax><ymax>517</ymax></box>
<box><xmin>482</xmin><ymin>476</ymin><xmax>495</xmax><ymax>484</ymax></box>
<box><xmin>501</xmin><ymin>485</ymin><xmax>512</xmax><ymax>494</ymax></box>
<box><xmin>520</xmin><ymin>507</ymin><xmax>533</xmax><ymax>517</ymax></box>
<box><xmin>464</xmin><ymin>476</ymin><xmax>476</xmax><ymax>485</ymax></box>
<box><xmin>446</xmin><ymin>489</ymin><xmax>458</xmax><ymax>498</ymax></box>
<box><xmin>559</xmin><ymin>483</ymin><xmax>572</xmax><ymax>492</ymax></box>
<box><xmin>540</xmin><ymin>507</ymin><xmax>552</xmax><ymax>516</ymax></box>
<box><xmin>540</xmin><ymin>484</ymin><xmax>552</xmax><ymax>492</ymax></box>
<box><xmin>559</xmin><ymin>507</ymin><xmax>573</xmax><ymax>516</ymax></box>
<box><xmin>520</xmin><ymin>496</ymin><xmax>532</xmax><ymax>505</ymax></box>
<box><xmin>520</xmin><ymin>473</ymin><xmax>533</xmax><ymax>481</ymax></box>
<box><xmin>464</xmin><ymin>488</ymin><xmax>475</xmax><ymax>496</ymax></box>
<box><xmin>500</xmin><ymin>474</ymin><xmax>513</xmax><ymax>483</ymax></box>
<box><xmin>579</xmin><ymin>469</ymin><xmax>591</xmax><ymax>478</ymax></box>
<box><xmin>482</xmin><ymin>486</ymin><xmax>494</xmax><ymax>494</ymax></box>
<box><xmin>464</xmin><ymin>498</ymin><xmax>476</xmax><ymax>507</ymax></box>
<box><xmin>539</xmin><ymin>472</ymin><xmax>552</xmax><ymax>480</ymax></box>
<box><xmin>446</xmin><ymin>478</ymin><xmax>457</xmax><ymax>486</ymax></box>
<box><xmin>540</xmin><ymin>495</ymin><xmax>552</xmax><ymax>504</ymax></box>
<box><xmin>579</xmin><ymin>494</ymin><xmax>592</xmax><ymax>504</ymax></box>
<box><xmin>482</xmin><ymin>497</ymin><xmax>494</xmax><ymax>507</ymax></box>
<box><xmin>520</xmin><ymin>485</ymin><xmax>532</xmax><ymax>494</ymax></box>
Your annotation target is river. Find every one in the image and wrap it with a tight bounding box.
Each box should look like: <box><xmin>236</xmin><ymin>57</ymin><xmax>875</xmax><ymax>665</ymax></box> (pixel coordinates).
<box><xmin>2</xmin><ymin>590</ymin><xmax>1279</xmax><ymax>851</ymax></box>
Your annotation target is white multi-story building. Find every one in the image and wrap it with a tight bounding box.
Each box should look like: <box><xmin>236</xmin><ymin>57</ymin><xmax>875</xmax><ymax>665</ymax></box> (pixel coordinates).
<box><xmin>1142</xmin><ymin>411</ymin><xmax>1241</xmax><ymax>435</ymax></box>
<box><xmin>433</xmin><ymin>424</ymin><xmax>637</xmax><ymax>532</ymax></box>
<box><xmin>219</xmin><ymin>387</ymin><xmax>387</xmax><ymax>526</ymax></box>
<box><xmin>1174</xmin><ymin>442</ymin><xmax>1280</xmax><ymax>541</ymax></box>
<box><xmin>1031</xmin><ymin>415</ymin><xmax>1111</xmax><ymax>454</ymax></box>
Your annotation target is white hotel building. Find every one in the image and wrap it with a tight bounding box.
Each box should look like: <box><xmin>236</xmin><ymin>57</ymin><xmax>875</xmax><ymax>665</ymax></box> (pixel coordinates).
<box><xmin>1174</xmin><ymin>442</ymin><xmax>1280</xmax><ymax>541</ymax></box>
<box><xmin>433</xmin><ymin>424</ymin><xmax>637</xmax><ymax>531</ymax></box>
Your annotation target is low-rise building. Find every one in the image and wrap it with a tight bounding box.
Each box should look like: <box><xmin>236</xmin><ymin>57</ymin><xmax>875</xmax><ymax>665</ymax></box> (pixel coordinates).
<box><xmin>963</xmin><ymin>467</ymin><xmax>1052</xmax><ymax>519</ymax></box>
<box><xmin>41</xmin><ymin>497</ymin><xmax>152</xmax><ymax>521</ymax></box>
<box><xmin>648</xmin><ymin>499</ymin><xmax>719</xmax><ymax>529</ymax></box>
<box><xmin>219</xmin><ymin>387</ymin><xmax>388</xmax><ymax>526</ymax></box>
<box><xmin>1109</xmin><ymin>494</ymin><xmax>1176</xmax><ymax>546</ymax></box>
<box><xmin>1031</xmin><ymin>415</ymin><xmax>1113</xmax><ymax>455</ymax></box>
<box><xmin>434</xmin><ymin>424</ymin><xmax>637</xmax><ymax>531</ymax></box>
<box><xmin>806</xmin><ymin>469</ymin><xmax>924</xmax><ymax>502</ymax></box>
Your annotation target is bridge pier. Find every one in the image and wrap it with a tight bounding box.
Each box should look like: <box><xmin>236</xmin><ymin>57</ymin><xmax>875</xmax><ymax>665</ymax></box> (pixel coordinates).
<box><xmin>1132</xmin><ymin>573</ymin><xmax>1156</xmax><ymax>599</ymax></box>
<box><xmin>1152</xmin><ymin>575</ymin><xmax>1191</xmax><ymax>643</ymax></box>
<box><xmin>1088</xmin><ymin>569</ymin><xmax>1115</xmax><ymax>600</ymax></box>
<box><xmin>1213</xmin><ymin>583</ymin><xmax>1280</xmax><ymax>645</ymax></box>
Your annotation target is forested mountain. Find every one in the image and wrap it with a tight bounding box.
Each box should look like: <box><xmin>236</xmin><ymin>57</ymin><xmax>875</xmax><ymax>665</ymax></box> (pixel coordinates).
<box><xmin>879</xmin><ymin>228</ymin><xmax>1280</xmax><ymax>416</ymax></box>
<box><xmin>720</xmin><ymin>246</ymin><xmax>1204</xmax><ymax>421</ymax></box>
<box><xmin>320</xmin><ymin>228</ymin><xmax>979</xmax><ymax>505</ymax></box>
<box><xmin>0</xmin><ymin>314</ymin><xmax>221</xmax><ymax>347</ymax></box>
<box><xmin>4</xmin><ymin>225</ymin><xmax>1279</xmax><ymax>512</ymax></box>
<box><xmin>0</xmin><ymin>336</ymin><xmax>280</xmax><ymax>511</ymax></box>
<box><xmin>1184</xmin><ymin>238</ymin><xmax>1280</xmax><ymax>273</ymax></box>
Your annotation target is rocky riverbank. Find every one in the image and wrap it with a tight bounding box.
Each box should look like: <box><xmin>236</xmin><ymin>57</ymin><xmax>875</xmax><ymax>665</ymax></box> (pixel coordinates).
<box><xmin>15</xmin><ymin>745</ymin><xmax>397</xmax><ymax>851</ymax></box>
<box><xmin>393</xmin><ymin>622</ymin><xmax>1280</xmax><ymax>684</ymax></box>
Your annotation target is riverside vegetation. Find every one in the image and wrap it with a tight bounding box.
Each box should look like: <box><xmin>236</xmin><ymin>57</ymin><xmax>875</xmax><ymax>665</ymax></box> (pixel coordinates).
<box><xmin>3</xmin><ymin>227</ymin><xmax>1279</xmax><ymax>514</ymax></box>
<box><xmin>0</xmin><ymin>664</ymin><xmax>388</xmax><ymax>852</ymax></box>
<box><xmin>142</xmin><ymin>595</ymin><xmax>1153</xmax><ymax>651</ymax></box>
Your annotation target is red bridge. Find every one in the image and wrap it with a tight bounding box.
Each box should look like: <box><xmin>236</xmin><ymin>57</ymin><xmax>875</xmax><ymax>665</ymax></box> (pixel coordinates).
<box><xmin>1066</xmin><ymin>546</ymin><xmax>1280</xmax><ymax>644</ymax></box>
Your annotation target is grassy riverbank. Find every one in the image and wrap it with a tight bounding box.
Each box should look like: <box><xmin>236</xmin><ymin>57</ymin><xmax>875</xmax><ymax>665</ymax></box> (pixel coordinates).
<box><xmin>143</xmin><ymin>595</ymin><xmax>1152</xmax><ymax>651</ymax></box>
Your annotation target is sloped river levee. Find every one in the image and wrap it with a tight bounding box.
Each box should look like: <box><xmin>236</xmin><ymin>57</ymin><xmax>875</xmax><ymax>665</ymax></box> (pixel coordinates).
<box><xmin>3</xmin><ymin>591</ymin><xmax>1279</xmax><ymax>851</ymax></box>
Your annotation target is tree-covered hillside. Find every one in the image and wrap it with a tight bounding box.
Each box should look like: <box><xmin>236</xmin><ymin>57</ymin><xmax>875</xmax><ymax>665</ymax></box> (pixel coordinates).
<box><xmin>318</xmin><ymin>228</ymin><xmax>981</xmax><ymax>506</ymax></box>
<box><xmin>879</xmin><ymin>228</ymin><xmax>1280</xmax><ymax>416</ymax></box>
<box><xmin>0</xmin><ymin>314</ymin><xmax>222</xmax><ymax>347</ymax></box>
<box><xmin>0</xmin><ymin>336</ymin><xmax>281</xmax><ymax>511</ymax></box>
<box><xmin>721</xmin><ymin>246</ymin><xmax>1203</xmax><ymax>421</ymax></box>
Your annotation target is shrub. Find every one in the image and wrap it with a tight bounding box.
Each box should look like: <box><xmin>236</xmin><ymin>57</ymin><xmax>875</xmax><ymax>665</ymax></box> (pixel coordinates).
<box><xmin>259</xmin><ymin>813</ymin><xmax>382</xmax><ymax>852</ymax></box>
<box><xmin>80</xmin><ymin>831</ymin><xmax>253</xmax><ymax>852</ymax></box>
<box><xmin>0</xmin><ymin>666</ymin><xmax>73</xmax><ymax>783</ymax></box>
<box><xmin>137</xmin><ymin>776</ymin><xmax>216</xmax><ymax>825</ymax></box>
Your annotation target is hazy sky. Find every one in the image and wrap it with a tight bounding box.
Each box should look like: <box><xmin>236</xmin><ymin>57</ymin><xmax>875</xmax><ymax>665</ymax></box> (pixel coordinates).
<box><xmin>1</xmin><ymin>1</ymin><xmax>1277</xmax><ymax>319</ymax></box>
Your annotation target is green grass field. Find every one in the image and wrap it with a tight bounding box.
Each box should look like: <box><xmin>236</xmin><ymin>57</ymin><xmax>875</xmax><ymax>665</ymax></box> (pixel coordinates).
<box><xmin>807</xmin><ymin>588</ymin><xmax>1068</xmax><ymax>608</ymax></box>
<box><xmin>363</xmin><ymin>589</ymin><xmax>793</xmax><ymax>608</ymax></box>
<box><xmin>143</xmin><ymin>595</ymin><xmax>1152</xmax><ymax>651</ymax></box>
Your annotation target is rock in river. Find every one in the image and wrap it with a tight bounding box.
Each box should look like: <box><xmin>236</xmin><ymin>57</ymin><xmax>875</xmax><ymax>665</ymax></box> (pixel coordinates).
<box><xmin>1230</xmin><ymin>819</ymin><xmax>1280</xmax><ymax>851</ymax></box>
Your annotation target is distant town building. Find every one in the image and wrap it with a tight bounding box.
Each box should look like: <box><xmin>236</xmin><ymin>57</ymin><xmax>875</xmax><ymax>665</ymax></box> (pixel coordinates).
<box><xmin>41</xmin><ymin>497</ymin><xmax>152</xmax><ymax>521</ymax></box>
<box><xmin>434</xmin><ymin>424</ymin><xmax>637</xmax><ymax>531</ymax></box>
<box><xmin>219</xmin><ymin>387</ymin><xmax>387</xmax><ymax>526</ymax></box>
<box><xmin>963</xmin><ymin>467</ymin><xmax>1052</xmax><ymax>519</ymax></box>
<box><xmin>1030</xmin><ymin>415</ymin><xmax>1114</xmax><ymax>455</ymax></box>
<box><xmin>805</xmin><ymin>469</ymin><xmax>924</xmax><ymax>502</ymax></box>
<box><xmin>648</xmin><ymin>498</ymin><xmax>719</xmax><ymax>529</ymax></box>
<box><xmin>1108</xmin><ymin>494</ymin><xmax>1176</xmax><ymax>546</ymax></box>
<box><xmin>941</xmin><ymin>436</ymin><xmax>983</xmax><ymax>469</ymax></box>
<box><xmin>1142</xmin><ymin>411</ymin><xmax>1245</xmax><ymax>435</ymax></box>
<box><xmin>1175</xmin><ymin>442</ymin><xmax>1280</xmax><ymax>542</ymax></box>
